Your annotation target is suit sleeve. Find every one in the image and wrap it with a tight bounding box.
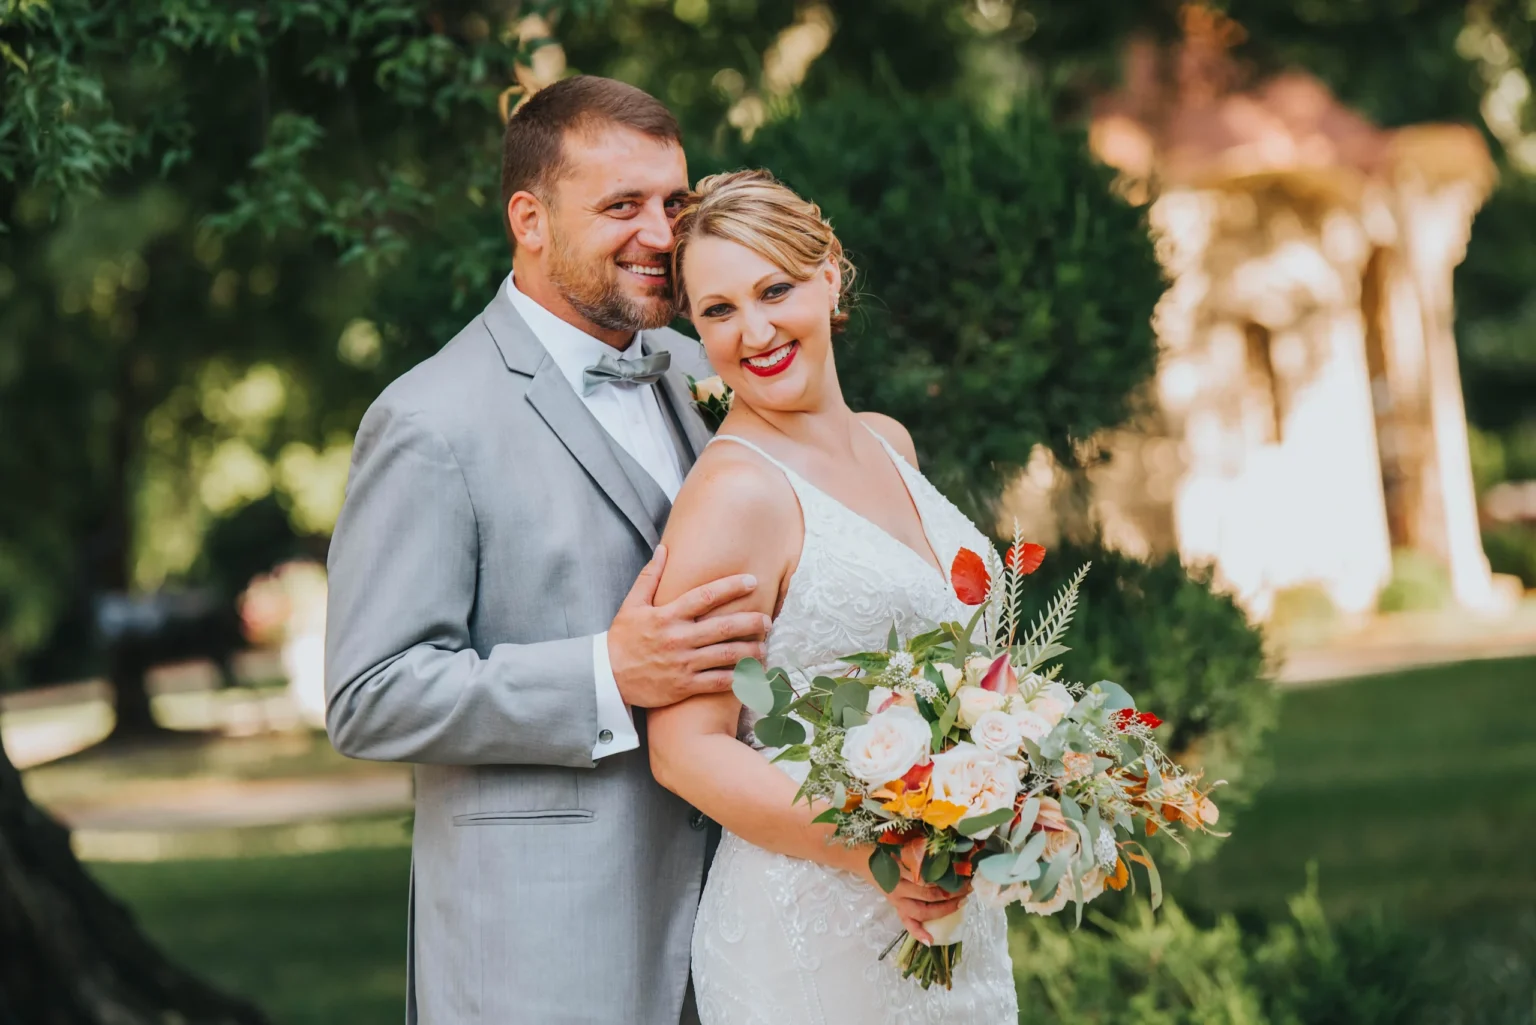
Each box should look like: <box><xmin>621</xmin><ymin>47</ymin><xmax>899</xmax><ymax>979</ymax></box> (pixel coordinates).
<box><xmin>324</xmin><ymin>401</ymin><xmax>600</xmax><ymax>767</ymax></box>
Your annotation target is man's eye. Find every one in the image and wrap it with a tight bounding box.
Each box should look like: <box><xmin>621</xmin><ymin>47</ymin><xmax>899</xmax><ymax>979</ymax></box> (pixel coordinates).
<box><xmin>664</xmin><ymin>199</ymin><xmax>685</xmax><ymax>214</ymax></box>
<box><xmin>608</xmin><ymin>202</ymin><xmax>636</xmax><ymax>213</ymax></box>
<box><xmin>763</xmin><ymin>283</ymin><xmax>793</xmax><ymax>300</ymax></box>
<box><xmin>702</xmin><ymin>304</ymin><xmax>732</xmax><ymax>318</ymax></box>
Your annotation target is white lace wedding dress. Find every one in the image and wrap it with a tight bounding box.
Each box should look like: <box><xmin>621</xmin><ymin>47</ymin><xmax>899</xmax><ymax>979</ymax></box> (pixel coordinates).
<box><xmin>690</xmin><ymin>428</ymin><xmax>1019</xmax><ymax>1025</ymax></box>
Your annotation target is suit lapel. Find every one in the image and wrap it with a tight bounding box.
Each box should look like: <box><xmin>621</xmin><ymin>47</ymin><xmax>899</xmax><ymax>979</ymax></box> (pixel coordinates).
<box><xmin>647</xmin><ymin>339</ymin><xmax>715</xmax><ymax>462</ymax></box>
<box><xmin>483</xmin><ymin>290</ymin><xmax>661</xmax><ymax>548</ymax></box>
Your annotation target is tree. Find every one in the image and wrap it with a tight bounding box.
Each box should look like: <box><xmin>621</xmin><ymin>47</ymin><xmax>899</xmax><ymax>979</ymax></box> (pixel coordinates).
<box><xmin>1</xmin><ymin>1</ymin><xmax>588</xmax><ymax>1018</ymax></box>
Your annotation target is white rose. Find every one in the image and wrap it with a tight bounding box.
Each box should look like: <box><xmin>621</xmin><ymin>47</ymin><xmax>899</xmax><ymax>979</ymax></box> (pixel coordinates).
<box><xmin>840</xmin><ymin>706</ymin><xmax>931</xmax><ymax>786</ymax></box>
<box><xmin>937</xmin><ymin>663</ymin><xmax>963</xmax><ymax>692</ymax></box>
<box><xmin>928</xmin><ymin>742</ymin><xmax>1020</xmax><ymax>837</ymax></box>
<box><xmin>866</xmin><ymin>685</ymin><xmax>895</xmax><ymax>715</ymax></box>
<box><xmin>955</xmin><ymin>686</ymin><xmax>1005</xmax><ymax>728</ymax></box>
<box><xmin>1012</xmin><ymin>709</ymin><xmax>1054</xmax><ymax>743</ymax></box>
<box><xmin>971</xmin><ymin>709</ymin><xmax>1024</xmax><ymax>755</ymax></box>
<box><xmin>1027</xmin><ymin>681</ymin><xmax>1076</xmax><ymax>727</ymax></box>
<box><xmin>691</xmin><ymin>375</ymin><xmax>729</xmax><ymax>403</ymax></box>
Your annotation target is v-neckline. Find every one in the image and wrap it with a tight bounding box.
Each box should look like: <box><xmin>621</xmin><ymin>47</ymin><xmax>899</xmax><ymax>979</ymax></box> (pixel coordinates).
<box><xmin>745</xmin><ymin>425</ymin><xmax>948</xmax><ymax>584</ymax></box>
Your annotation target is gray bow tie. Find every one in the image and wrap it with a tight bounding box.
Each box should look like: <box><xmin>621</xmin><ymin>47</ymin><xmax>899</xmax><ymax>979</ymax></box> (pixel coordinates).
<box><xmin>582</xmin><ymin>351</ymin><xmax>671</xmax><ymax>395</ymax></box>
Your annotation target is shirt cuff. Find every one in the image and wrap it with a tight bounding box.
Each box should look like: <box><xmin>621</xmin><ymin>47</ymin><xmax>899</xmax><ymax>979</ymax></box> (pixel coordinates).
<box><xmin>592</xmin><ymin>632</ymin><xmax>640</xmax><ymax>759</ymax></box>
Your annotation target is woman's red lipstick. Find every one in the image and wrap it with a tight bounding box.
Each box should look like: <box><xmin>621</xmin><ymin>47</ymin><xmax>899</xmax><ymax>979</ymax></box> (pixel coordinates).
<box><xmin>742</xmin><ymin>341</ymin><xmax>798</xmax><ymax>378</ymax></box>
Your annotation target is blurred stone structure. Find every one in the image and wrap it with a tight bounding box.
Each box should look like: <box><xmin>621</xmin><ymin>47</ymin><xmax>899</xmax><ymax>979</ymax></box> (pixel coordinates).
<box><xmin>1034</xmin><ymin>8</ymin><xmax>1505</xmax><ymax>618</ymax></box>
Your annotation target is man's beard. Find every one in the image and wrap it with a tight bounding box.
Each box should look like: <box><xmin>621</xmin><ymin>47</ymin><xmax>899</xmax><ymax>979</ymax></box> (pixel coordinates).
<box><xmin>548</xmin><ymin>232</ymin><xmax>675</xmax><ymax>333</ymax></box>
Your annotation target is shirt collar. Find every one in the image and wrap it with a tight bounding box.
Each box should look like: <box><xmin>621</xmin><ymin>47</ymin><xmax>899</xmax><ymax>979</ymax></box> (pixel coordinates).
<box><xmin>504</xmin><ymin>274</ymin><xmax>643</xmax><ymax>397</ymax></box>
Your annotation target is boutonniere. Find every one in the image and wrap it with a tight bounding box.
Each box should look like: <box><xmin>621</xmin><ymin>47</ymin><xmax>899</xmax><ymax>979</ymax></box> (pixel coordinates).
<box><xmin>686</xmin><ymin>374</ymin><xmax>733</xmax><ymax>431</ymax></box>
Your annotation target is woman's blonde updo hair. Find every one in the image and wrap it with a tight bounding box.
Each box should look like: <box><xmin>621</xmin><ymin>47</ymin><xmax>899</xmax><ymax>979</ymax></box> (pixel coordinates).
<box><xmin>670</xmin><ymin>169</ymin><xmax>855</xmax><ymax>333</ymax></box>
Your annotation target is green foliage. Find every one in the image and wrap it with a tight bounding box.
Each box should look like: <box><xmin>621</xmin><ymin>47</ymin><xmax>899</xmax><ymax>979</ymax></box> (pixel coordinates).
<box><xmin>1011</xmin><ymin>879</ymin><xmax>1447</xmax><ymax>1025</ymax></box>
<box><xmin>1483</xmin><ymin>525</ymin><xmax>1536</xmax><ymax>588</ymax></box>
<box><xmin>1023</xmin><ymin>541</ymin><xmax>1275</xmax><ymax>839</ymax></box>
<box><xmin>705</xmin><ymin>89</ymin><xmax>1164</xmax><ymax>518</ymax></box>
<box><xmin>1376</xmin><ymin>548</ymin><xmax>1453</xmax><ymax>613</ymax></box>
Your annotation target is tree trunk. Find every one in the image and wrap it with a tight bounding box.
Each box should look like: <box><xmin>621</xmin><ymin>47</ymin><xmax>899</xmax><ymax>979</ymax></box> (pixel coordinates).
<box><xmin>0</xmin><ymin>739</ymin><xmax>268</xmax><ymax>1025</ymax></box>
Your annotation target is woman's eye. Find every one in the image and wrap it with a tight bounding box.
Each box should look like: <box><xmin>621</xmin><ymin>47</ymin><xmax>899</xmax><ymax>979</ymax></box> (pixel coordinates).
<box><xmin>763</xmin><ymin>282</ymin><xmax>793</xmax><ymax>301</ymax></box>
<box><xmin>702</xmin><ymin>304</ymin><xmax>732</xmax><ymax>318</ymax></box>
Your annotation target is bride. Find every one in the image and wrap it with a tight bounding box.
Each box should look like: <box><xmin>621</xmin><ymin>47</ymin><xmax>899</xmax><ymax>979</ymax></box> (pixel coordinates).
<box><xmin>647</xmin><ymin>170</ymin><xmax>1019</xmax><ymax>1023</ymax></box>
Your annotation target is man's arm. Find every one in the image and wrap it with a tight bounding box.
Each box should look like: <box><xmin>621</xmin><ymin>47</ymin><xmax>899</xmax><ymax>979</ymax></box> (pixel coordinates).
<box><xmin>324</xmin><ymin>400</ymin><xmax>770</xmax><ymax>767</ymax></box>
<box><xmin>324</xmin><ymin>402</ymin><xmax>602</xmax><ymax>766</ymax></box>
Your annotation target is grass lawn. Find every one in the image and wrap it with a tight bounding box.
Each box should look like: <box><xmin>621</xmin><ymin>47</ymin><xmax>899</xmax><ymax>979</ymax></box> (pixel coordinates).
<box><xmin>90</xmin><ymin>655</ymin><xmax>1536</xmax><ymax>1024</ymax></box>
<box><xmin>1171</xmin><ymin>655</ymin><xmax>1536</xmax><ymax>927</ymax></box>
<box><xmin>92</xmin><ymin>846</ymin><xmax>410</xmax><ymax>1025</ymax></box>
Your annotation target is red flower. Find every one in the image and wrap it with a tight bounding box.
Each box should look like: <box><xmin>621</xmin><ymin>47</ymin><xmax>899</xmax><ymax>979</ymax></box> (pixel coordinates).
<box><xmin>1111</xmin><ymin>708</ymin><xmax>1164</xmax><ymax>731</ymax></box>
<box><xmin>900</xmin><ymin>761</ymin><xmax>933</xmax><ymax>790</ymax></box>
<box><xmin>1006</xmin><ymin>543</ymin><xmax>1046</xmax><ymax>576</ymax></box>
<box><xmin>950</xmin><ymin>548</ymin><xmax>991</xmax><ymax>605</ymax></box>
<box><xmin>977</xmin><ymin>653</ymin><xmax>1017</xmax><ymax>694</ymax></box>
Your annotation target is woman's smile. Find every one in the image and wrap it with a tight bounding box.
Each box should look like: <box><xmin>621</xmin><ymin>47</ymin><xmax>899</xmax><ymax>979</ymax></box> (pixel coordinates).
<box><xmin>742</xmin><ymin>340</ymin><xmax>799</xmax><ymax>378</ymax></box>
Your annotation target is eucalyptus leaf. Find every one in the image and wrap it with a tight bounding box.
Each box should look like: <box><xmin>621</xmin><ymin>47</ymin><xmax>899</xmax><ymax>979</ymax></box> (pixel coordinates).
<box><xmin>1092</xmin><ymin>679</ymin><xmax>1135</xmax><ymax>711</ymax></box>
<box><xmin>731</xmin><ymin>658</ymin><xmax>775</xmax><ymax>716</ymax></box>
<box><xmin>1059</xmin><ymin>794</ymin><xmax>1084</xmax><ymax>823</ymax></box>
<box><xmin>956</xmin><ymin>806</ymin><xmax>1014</xmax><ymax>837</ymax></box>
<box><xmin>768</xmin><ymin>668</ymin><xmax>795</xmax><ymax>716</ymax></box>
<box><xmin>977</xmin><ymin>853</ymin><xmax>1019</xmax><ymax>884</ymax></box>
<box><xmin>830</xmin><ymin>681</ymin><xmax>870</xmax><ymax>724</ymax></box>
<box><xmin>922</xmin><ymin>849</ymin><xmax>951</xmax><ymax>882</ymax></box>
<box><xmin>1015</xmin><ymin>829</ymin><xmax>1048</xmax><ymax>867</ymax></box>
<box><xmin>1032</xmin><ymin>854</ymin><xmax>1071</xmax><ymax>905</ymax></box>
<box><xmin>770</xmin><ymin>745</ymin><xmax>810</xmax><ymax>763</ymax></box>
<box><xmin>1010</xmin><ymin>797</ymin><xmax>1041</xmax><ymax>843</ymax></box>
<box><xmin>753</xmin><ymin>714</ymin><xmax>807</xmax><ymax>748</ymax></box>
<box><xmin>869</xmin><ymin>848</ymin><xmax>901</xmax><ymax>894</ymax></box>
<box><xmin>842</xmin><ymin>706</ymin><xmax>869</xmax><ymax>729</ymax></box>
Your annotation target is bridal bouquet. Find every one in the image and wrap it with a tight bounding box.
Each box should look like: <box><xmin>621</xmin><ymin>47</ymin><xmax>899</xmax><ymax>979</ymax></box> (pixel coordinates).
<box><xmin>732</xmin><ymin>536</ymin><xmax>1225</xmax><ymax>990</ymax></box>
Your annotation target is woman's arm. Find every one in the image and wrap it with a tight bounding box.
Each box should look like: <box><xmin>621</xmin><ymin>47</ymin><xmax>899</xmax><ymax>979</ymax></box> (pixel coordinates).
<box><xmin>647</xmin><ymin>444</ymin><xmax>963</xmax><ymax>939</ymax></box>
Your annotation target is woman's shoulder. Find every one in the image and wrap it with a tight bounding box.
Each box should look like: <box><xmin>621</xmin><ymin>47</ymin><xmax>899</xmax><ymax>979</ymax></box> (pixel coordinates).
<box><xmin>856</xmin><ymin>411</ymin><xmax>919</xmax><ymax>466</ymax></box>
<box><xmin>670</xmin><ymin>438</ymin><xmax>800</xmax><ymax>527</ymax></box>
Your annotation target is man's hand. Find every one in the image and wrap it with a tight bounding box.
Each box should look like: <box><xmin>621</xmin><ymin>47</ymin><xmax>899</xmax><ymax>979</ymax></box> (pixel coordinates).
<box><xmin>609</xmin><ymin>545</ymin><xmax>771</xmax><ymax>708</ymax></box>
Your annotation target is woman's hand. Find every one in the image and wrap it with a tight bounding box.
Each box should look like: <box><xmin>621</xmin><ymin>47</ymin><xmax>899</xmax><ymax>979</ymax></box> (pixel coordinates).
<box><xmin>843</xmin><ymin>847</ymin><xmax>970</xmax><ymax>944</ymax></box>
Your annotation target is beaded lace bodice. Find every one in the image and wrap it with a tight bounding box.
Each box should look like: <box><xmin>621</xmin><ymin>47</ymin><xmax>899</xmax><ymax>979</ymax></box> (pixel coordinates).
<box><xmin>690</xmin><ymin>426</ymin><xmax>1019</xmax><ymax>1025</ymax></box>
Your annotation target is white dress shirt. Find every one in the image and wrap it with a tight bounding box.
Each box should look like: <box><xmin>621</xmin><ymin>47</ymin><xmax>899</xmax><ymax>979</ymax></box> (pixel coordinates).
<box><xmin>505</xmin><ymin>275</ymin><xmax>685</xmax><ymax>759</ymax></box>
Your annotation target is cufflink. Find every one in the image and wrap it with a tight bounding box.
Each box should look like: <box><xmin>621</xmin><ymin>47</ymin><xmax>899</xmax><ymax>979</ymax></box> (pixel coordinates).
<box><xmin>598</xmin><ymin>729</ymin><xmax>615</xmax><ymax>745</ymax></box>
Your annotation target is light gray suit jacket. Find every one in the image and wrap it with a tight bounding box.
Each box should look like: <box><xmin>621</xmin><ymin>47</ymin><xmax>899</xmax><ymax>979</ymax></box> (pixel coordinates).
<box><xmin>324</xmin><ymin>286</ymin><xmax>715</xmax><ymax>1025</ymax></box>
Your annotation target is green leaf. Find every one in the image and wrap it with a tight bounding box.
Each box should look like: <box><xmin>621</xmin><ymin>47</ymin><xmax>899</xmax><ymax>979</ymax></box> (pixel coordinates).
<box><xmin>1092</xmin><ymin>679</ymin><xmax>1135</xmax><ymax>711</ymax></box>
<box><xmin>924</xmin><ymin>662</ymin><xmax>948</xmax><ymax>698</ymax></box>
<box><xmin>770</xmin><ymin>745</ymin><xmax>810</xmax><ymax>763</ymax></box>
<box><xmin>842</xmin><ymin>706</ymin><xmax>868</xmax><ymax>729</ymax></box>
<box><xmin>922</xmin><ymin>849</ymin><xmax>951</xmax><ymax>882</ymax></box>
<box><xmin>1032</xmin><ymin>853</ymin><xmax>1072</xmax><ymax>906</ymax></box>
<box><xmin>933</xmin><ymin>690</ymin><xmax>961</xmax><ymax>749</ymax></box>
<box><xmin>936</xmin><ymin>869</ymin><xmax>967</xmax><ymax>894</ymax></box>
<box><xmin>956</xmin><ymin>806</ymin><xmax>1014</xmax><ymax>837</ymax></box>
<box><xmin>888</xmin><ymin>621</ymin><xmax>900</xmax><ymax>651</ymax></box>
<box><xmin>753</xmin><ymin>715</ymin><xmax>807</xmax><ymax>748</ymax></box>
<box><xmin>830</xmin><ymin>681</ymin><xmax>870</xmax><ymax>725</ymax></box>
<box><xmin>768</xmin><ymin>668</ymin><xmax>795</xmax><ymax>715</ymax></box>
<box><xmin>732</xmin><ymin>658</ymin><xmax>775</xmax><ymax>715</ymax></box>
<box><xmin>1059</xmin><ymin>794</ymin><xmax>1084</xmax><ymax>823</ymax></box>
<box><xmin>811</xmin><ymin>806</ymin><xmax>841</xmax><ymax>825</ymax></box>
<box><xmin>869</xmin><ymin>848</ymin><xmax>901</xmax><ymax>894</ymax></box>
<box><xmin>1010</xmin><ymin>797</ymin><xmax>1041</xmax><ymax>843</ymax></box>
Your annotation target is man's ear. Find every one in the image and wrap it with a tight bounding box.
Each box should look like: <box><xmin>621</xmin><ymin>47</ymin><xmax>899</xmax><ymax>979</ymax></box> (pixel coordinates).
<box><xmin>507</xmin><ymin>190</ymin><xmax>549</xmax><ymax>252</ymax></box>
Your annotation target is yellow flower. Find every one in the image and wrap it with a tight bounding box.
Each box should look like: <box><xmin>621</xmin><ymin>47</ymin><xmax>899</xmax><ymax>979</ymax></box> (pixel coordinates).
<box><xmin>875</xmin><ymin>780</ymin><xmax>931</xmax><ymax>819</ymax></box>
<box><xmin>921</xmin><ymin>800</ymin><xmax>970</xmax><ymax>831</ymax></box>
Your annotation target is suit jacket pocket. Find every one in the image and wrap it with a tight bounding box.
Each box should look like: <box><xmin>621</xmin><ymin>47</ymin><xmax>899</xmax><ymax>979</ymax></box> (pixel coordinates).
<box><xmin>452</xmin><ymin>809</ymin><xmax>594</xmax><ymax>826</ymax></box>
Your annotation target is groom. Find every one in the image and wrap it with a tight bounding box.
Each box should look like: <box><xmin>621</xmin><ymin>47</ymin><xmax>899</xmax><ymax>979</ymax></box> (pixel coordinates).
<box><xmin>325</xmin><ymin>76</ymin><xmax>769</xmax><ymax>1024</ymax></box>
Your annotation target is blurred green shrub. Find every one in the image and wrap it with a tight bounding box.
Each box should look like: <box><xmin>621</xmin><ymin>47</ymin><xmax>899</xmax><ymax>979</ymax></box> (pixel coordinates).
<box><xmin>706</xmin><ymin>90</ymin><xmax>1164</xmax><ymax>519</ymax></box>
<box><xmin>1012</xmin><ymin>876</ymin><xmax>1444</xmax><ymax>1025</ymax></box>
<box><xmin>1377</xmin><ymin>549</ymin><xmax>1453</xmax><ymax>614</ymax></box>
<box><xmin>1266</xmin><ymin>584</ymin><xmax>1340</xmax><ymax>650</ymax></box>
<box><xmin>1024</xmin><ymin>541</ymin><xmax>1275</xmax><ymax>858</ymax></box>
<box><xmin>1483</xmin><ymin>525</ymin><xmax>1536</xmax><ymax>589</ymax></box>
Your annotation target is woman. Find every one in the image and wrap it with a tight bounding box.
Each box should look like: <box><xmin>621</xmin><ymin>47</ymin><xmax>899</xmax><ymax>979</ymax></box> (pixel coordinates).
<box><xmin>647</xmin><ymin>170</ymin><xmax>1018</xmax><ymax>1023</ymax></box>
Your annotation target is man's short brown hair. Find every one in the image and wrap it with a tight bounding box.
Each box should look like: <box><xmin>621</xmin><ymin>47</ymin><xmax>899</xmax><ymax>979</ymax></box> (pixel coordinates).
<box><xmin>500</xmin><ymin>76</ymin><xmax>682</xmax><ymax>239</ymax></box>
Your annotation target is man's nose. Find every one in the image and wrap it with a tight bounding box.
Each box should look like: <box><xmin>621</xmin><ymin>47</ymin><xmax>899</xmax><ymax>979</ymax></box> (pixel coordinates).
<box><xmin>634</xmin><ymin>199</ymin><xmax>674</xmax><ymax>251</ymax></box>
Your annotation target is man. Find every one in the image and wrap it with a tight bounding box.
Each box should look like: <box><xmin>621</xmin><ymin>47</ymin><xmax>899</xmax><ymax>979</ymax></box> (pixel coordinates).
<box><xmin>325</xmin><ymin>76</ymin><xmax>767</xmax><ymax>1024</ymax></box>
